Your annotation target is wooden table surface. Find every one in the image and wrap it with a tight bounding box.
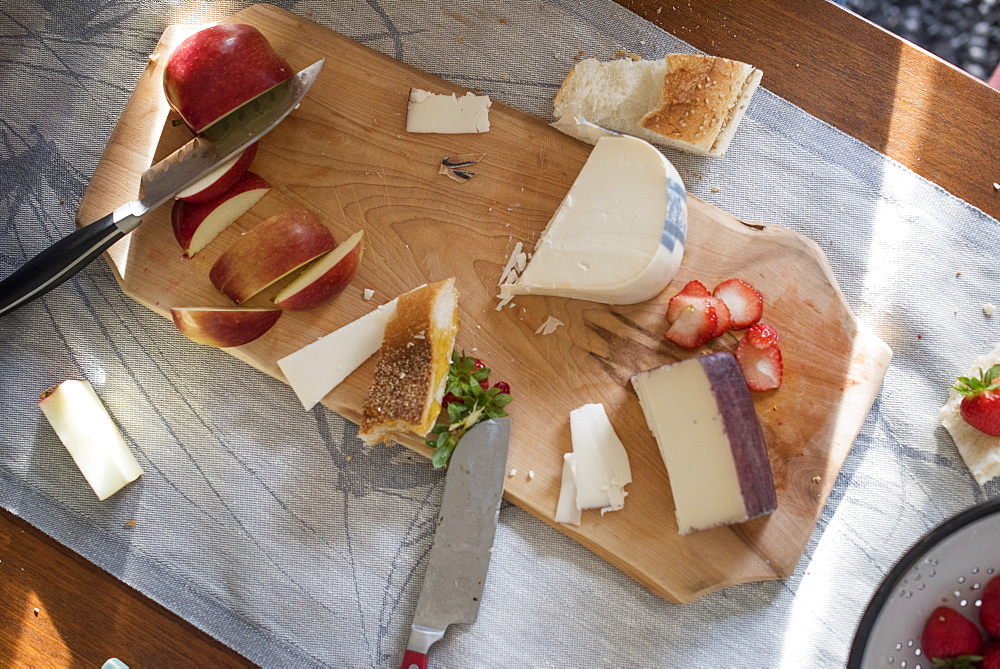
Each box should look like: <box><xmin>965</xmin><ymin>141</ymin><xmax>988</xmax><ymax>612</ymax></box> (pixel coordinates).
<box><xmin>3</xmin><ymin>0</ymin><xmax>998</xmax><ymax>665</ymax></box>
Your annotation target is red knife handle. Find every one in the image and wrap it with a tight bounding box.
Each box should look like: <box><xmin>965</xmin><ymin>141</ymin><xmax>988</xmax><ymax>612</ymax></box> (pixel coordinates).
<box><xmin>401</xmin><ymin>649</ymin><xmax>428</xmax><ymax>669</ymax></box>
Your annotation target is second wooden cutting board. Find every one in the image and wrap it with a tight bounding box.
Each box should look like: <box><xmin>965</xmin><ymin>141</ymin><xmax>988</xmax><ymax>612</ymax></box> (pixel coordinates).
<box><xmin>77</xmin><ymin>4</ymin><xmax>891</xmax><ymax>604</ymax></box>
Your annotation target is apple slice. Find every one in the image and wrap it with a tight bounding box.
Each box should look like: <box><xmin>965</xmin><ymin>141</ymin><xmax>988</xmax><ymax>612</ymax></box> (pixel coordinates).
<box><xmin>176</xmin><ymin>142</ymin><xmax>258</xmax><ymax>203</ymax></box>
<box><xmin>209</xmin><ymin>208</ymin><xmax>336</xmax><ymax>304</ymax></box>
<box><xmin>170</xmin><ymin>306</ymin><xmax>282</xmax><ymax>347</ymax></box>
<box><xmin>172</xmin><ymin>171</ymin><xmax>271</xmax><ymax>258</ymax></box>
<box><xmin>274</xmin><ymin>230</ymin><xmax>365</xmax><ymax>311</ymax></box>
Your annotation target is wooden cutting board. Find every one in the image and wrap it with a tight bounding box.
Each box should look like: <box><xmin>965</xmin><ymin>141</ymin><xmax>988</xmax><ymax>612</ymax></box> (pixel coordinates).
<box><xmin>77</xmin><ymin>4</ymin><xmax>891</xmax><ymax>605</ymax></box>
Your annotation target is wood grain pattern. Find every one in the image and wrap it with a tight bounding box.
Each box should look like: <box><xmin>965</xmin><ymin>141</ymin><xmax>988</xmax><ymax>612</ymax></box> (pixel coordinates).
<box><xmin>0</xmin><ymin>508</ymin><xmax>250</xmax><ymax>668</ymax></box>
<box><xmin>619</xmin><ymin>0</ymin><xmax>1000</xmax><ymax>221</ymax></box>
<box><xmin>75</xmin><ymin>4</ymin><xmax>890</xmax><ymax>606</ymax></box>
<box><xmin>13</xmin><ymin>0</ymin><xmax>982</xmax><ymax>663</ymax></box>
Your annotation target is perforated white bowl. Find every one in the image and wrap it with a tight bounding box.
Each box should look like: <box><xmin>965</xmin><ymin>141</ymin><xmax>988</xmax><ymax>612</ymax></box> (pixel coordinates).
<box><xmin>849</xmin><ymin>497</ymin><xmax>1000</xmax><ymax>668</ymax></box>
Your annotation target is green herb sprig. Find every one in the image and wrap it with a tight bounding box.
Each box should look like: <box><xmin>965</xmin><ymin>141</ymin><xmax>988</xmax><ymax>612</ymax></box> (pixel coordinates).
<box><xmin>426</xmin><ymin>351</ymin><xmax>512</xmax><ymax>468</ymax></box>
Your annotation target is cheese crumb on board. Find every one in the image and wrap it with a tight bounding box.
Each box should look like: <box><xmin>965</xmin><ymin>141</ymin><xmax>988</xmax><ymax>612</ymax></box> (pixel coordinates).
<box><xmin>363</xmin><ymin>288</ymin><xmax>375</xmax><ymax>300</ymax></box>
<box><xmin>534</xmin><ymin>316</ymin><xmax>565</xmax><ymax>335</ymax></box>
<box><xmin>406</xmin><ymin>88</ymin><xmax>491</xmax><ymax>133</ymax></box>
<box><xmin>939</xmin><ymin>344</ymin><xmax>1000</xmax><ymax>485</ymax></box>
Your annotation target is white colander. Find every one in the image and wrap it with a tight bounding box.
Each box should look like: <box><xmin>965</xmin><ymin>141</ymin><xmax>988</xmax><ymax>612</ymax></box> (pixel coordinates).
<box><xmin>849</xmin><ymin>497</ymin><xmax>1000</xmax><ymax>668</ymax></box>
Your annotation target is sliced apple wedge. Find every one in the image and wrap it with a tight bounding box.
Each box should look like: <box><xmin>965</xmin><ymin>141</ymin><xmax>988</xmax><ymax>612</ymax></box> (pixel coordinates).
<box><xmin>170</xmin><ymin>306</ymin><xmax>282</xmax><ymax>347</ymax></box>
<box><xmin>274</xmin><ymin>230</ymin><xmax>365</xmax><ymax>311</ymax></box>
<box><xmin>172</xmin><ymin>171</ymin><xmax>271</xmax><ymax>258</ymax></box>
<box><xmin>209</xmin><ymin>208</ymin><xmax>336</xmax><ymax>304</ymax></box>
<box><xmin>176</xmin><ymin>142</ymin><xmax>258</xmax><ymax>203</ymax></box>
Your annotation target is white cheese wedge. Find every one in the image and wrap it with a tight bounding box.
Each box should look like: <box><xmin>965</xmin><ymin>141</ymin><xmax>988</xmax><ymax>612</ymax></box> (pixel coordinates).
<box><xmin>406</xmin><ymin>88</ymin><xmax>491</xmax><ymax>133</ymax></box>
<box><xmin>277</xmin><ymin>298</ymin><xmax>399</xmax><ymax>410</ymax></box>
<box><xmin>499</xmin><ymin>134</ymin><xmax>686</xmax><ymax>305</ymax></box>
<box><xmin>38</xmin><ymin>380</ymin><xmax>144</xmax><ymax>501</ymax></box>
<box><xmin>631</xmin><ymin>352</ymin><xmax>777</xmax><ymax>534</ymax></box>
<box><xmin>549</xmin><ymin>113</ymin><xmax>622</xmax><ymax>144</ymax></box>
<box><xmin>555</xmin><ymin>403</ymin><xmax>632</xmax><ymax>524</ymax></box>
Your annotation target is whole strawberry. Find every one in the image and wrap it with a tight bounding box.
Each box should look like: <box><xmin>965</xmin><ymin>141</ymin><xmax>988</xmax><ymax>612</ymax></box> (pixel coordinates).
<box><xmin>980</xmin><ymin>574</ymin><xmax>1000</xmax><ymax>637</ymax></box>
<box><xmin>983</xmin><ymin>638</ymin><xmax>1000</xmax><ymax>669</ymax></box>
<box><xmin>954</xmin><ymin>364</ymin><xmax>1000</xmax><ymax>436</ymax></box>
<box><xmin>920</xmin><ymin>606</ymin><xmax>983</xmax><ymax>664</ymax></box>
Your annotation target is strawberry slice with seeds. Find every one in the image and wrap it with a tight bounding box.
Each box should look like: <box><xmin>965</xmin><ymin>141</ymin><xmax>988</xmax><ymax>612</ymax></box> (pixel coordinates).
<box><xmin>707</xmin><ymin>296</ymin><xmax>731</xmax><ymax>337</ymax></box>
<box><xmin>714</xmin><ymin>278</ymin><xmax>763</xmax><ymax>330</ymax></box>
<box><xmin>666</xmin><ymin>280</ymin><xmax>712</xmax><ymax>324</ymax></box>
<box><xmin>735</xmin><ymin>323</ymin><xmax>783</xmax><ymax>391</ymax></box>
<box><xmin>664</xmin><ymin>299</ymin><xmax>717</xmax><ymax>349</ymax></box>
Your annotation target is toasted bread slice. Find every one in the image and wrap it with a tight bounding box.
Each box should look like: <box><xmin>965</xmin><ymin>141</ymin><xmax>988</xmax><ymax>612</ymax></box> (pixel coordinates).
<box><xmin>358</xmin><ymin>279</ymin><xmax>459</xmax><ymax>445</ymax></box>
<box><xmin>552</xmin><ymin>55</ymin><xmax>762</xmax><ymax>157</ymax></box>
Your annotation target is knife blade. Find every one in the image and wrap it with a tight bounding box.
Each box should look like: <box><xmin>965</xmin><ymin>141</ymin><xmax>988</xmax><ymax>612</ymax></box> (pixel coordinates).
<box><xmin>0</xmin><ymin>59</ymin><xmax>325</xmax><ymax>319</ymax></box>
<box><xmin>401</xmin><ymin>417</ymin><xmax>511</xmax><ymax>669</ymax></box>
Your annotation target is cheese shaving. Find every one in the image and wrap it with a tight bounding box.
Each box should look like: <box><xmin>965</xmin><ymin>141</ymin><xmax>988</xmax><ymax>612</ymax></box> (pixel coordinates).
<box><xmin>534</xmin><ymin>316</ymin><xmax>565</xmax><ymax>336</ymax></box>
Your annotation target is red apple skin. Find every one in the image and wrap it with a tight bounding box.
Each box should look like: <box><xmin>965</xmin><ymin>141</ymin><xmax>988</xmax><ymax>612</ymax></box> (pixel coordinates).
<box><xmin>209</xmin><ymin>208</ymin><xmax>336</xmax><ymax>304</ymax></box>
<box><xmin>274</xmin><ymin>230</ymin><xmax>365</xmax><ymax>311</ymax></box>
<box><xmin>171</xmin><ymin>307</ymin><xmax>281</xmax><ymax>347</ymax></box>
<box><xmin>177</xmin><ymin>142</ymin><xmax>258</xmax><ymax>203</ymax></box>
<box><xmin>163</xmin><ymin>24</ymin><xmax>293</xmax><ymax>133</ymax></box>
<box><xmin>172</xmin><ymin>171</ymin><xmax>271</xmax><ymax>258</ymax></box>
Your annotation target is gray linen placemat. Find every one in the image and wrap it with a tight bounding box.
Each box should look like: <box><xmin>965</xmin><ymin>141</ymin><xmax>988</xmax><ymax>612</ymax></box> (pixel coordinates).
<box><xmin>3</xmin><ymin>0</ymin><xmax>999</xmax><ymax>666</ymax></box>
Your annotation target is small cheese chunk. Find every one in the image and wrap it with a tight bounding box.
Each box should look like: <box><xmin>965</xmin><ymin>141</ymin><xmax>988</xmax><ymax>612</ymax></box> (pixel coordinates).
<box><xmin>277</xmin><ymin>298</ymin><xmax>399</xmax><ymax>410</ymax></box>
<box><xmin>38</xmin><ymin>380</ymin><xmax>144</xmax><ymax>501</ymax></box>
<box><xmin>406</xmin><ymin>88</ymin><xmax>491</xmax><ymax>134</ymax></box>
<box><xmin>500</xmin><ymin>134</ymin><xmax>686</xmax><ymax>305</ymax></box>
<box><xmin>555</xmin><ymin>403</ymin><xmax>632</xmax><ymax>525</ymax></box>
<box><xmin>939</xmin><ymin>344</ymin><xmax>1000</xmax><ymax>484</ymax></box>
<box><xmin>631</xmin><ymin>353</ymin><xmax>776</xmax><ymax>534</ymax></box>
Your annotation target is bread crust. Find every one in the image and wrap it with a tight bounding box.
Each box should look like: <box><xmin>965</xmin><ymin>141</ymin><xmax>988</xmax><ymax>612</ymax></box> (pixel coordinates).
<box><xmin>358</xmin><ymin>279</ymin><xmax>458</xmax><ymax>444</ymax></box>
<box><xmin>640</xmin><ymin>54</ymin><xmax>755</xmax><ymax>155</ymax></box>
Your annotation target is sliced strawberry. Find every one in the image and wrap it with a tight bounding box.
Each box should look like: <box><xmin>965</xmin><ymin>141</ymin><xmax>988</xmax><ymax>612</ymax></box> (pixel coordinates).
<box><xmin>707</xmin><ymin>296</ymin><xmax>731</xmax><ymax>337</ymax></box>
<box><xmin>666</xmin><ymin>280</ymin><xmax>712</xmax><ymax>323</ymax></box>
<box><xmin>713</xmin><ymin>278</ymin><xmax>763</xmax><ymax>330</ymax></box>
<box><xmin>664</xmin><ymin>299</ymin><xmax>717</xmax><ymax>349</ymax></box>
<box><xmin>735</xmin><ymin>324</ymin><xmax>783</xmax><ymax>391</ymax></box>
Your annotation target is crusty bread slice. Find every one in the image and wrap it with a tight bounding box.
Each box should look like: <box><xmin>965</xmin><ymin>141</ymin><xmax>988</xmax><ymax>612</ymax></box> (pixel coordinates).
<box><xmin>553</xmin><ymin>55</ymin><xmax>762</xmax><ymax>157</ymax></box>
<box><xmin>358</xmin><ymin>278</ymin><xmax>459</xmax><ymax>445</ymax></box>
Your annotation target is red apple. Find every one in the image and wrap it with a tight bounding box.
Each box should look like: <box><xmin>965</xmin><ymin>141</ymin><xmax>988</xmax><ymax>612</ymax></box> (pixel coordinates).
<box><xmin>171</xmin><ymin>307</ymin><xmax>281</xmax><ymax>347</ymax></box>
<box><xmin>274</xmin><ymin>230</ymin><xmax>365</xmax><ymax>311</ymax></box>
<box><xmin>176</xmin><ymin>142</ymin><xmax>258</xmax><ymax>203</ymax></box>
<box><xmin>209</xmin><ymin>208</ymin><xmax>336</xmax><ymax>304</ymax></box>
<box><xmin>163</xmin><ymin>24</ymin><xmax>293</xmax><ymax>133</ymax></box>
<box><xmin>172</xmin><ymin>171</ymin><xmax>271</xmax><ymax>258</ymax></box>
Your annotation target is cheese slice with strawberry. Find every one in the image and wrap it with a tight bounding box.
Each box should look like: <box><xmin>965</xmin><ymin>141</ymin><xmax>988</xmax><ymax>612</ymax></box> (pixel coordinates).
<box><xmin>940</xmin><ymin>345</ymin><xmax>1000</xmax><ymax>485</ymax></box>
<box><xmin>499</xmin><ymin>134</ymin><xmax>686</xmax><ymax>305</ymax></box>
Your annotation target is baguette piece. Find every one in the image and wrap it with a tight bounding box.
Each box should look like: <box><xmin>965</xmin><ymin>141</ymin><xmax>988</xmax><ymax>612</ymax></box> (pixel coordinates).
<box><xmin>553</xmin><ymin>55</ymin><xmax>762</xmax><ymax>157</ymax></box>
<box><xmin>358</xmin><ymin>279</ymin><xmax>459</xmax><ymax>445</ymax></box>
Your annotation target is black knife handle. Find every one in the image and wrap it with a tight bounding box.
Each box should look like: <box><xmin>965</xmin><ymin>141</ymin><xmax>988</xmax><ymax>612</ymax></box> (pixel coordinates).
<box><xmin>0</xmin><ymin>209</ymin><xmax>141</xmax><ymax>318</ymax></box>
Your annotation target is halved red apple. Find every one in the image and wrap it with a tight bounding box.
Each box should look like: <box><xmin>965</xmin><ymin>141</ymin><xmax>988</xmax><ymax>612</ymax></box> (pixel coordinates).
<box><xmin>176</xmin><ymin>143</ymin><xmax>258</xmax><ymax>204</ymax></box>
<box><xmin>274</xmin><ymin>230</ymin><xmax>365</xmax><ymax>311</ymax></box>
<box><xmin>172</xmin><ymin>171</ymin><xmax>271</xmax><ymax>258</ymax></box>
<box><xmin>170</xmin><ymin>306</ymin><xmax>281</xmax><ymax>347</ymax></box>
<box><xmin>209</xmin><ymin>208</ymin><xmax>336</xmax><ymax>304</ymax></box>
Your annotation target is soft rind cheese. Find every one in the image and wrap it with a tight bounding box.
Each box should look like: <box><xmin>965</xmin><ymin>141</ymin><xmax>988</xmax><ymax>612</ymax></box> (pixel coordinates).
<box><xmin>406</xmin><ymin>88</ymin><xmax>491</xmax><ymax>134</ymax></box>
<box><xmin>555</xmin><ymin>403</ymin><xmax>633</xmax><ymax>525</ymax></box>
<box><xmin>277</xmin><ymin>298</ymin><xmax>399</xmax><ymax>410</ymax></box>
<box><xmin>631</xmin><ymin>352</ymin><xmax>776</xmax><ymax>534</ymax></box>
<box><xmin>939</xmin><ymin>343</ymin><xmax>1000</xmax><ymax>484</ymax></box>
<box><xmin>499</xmin><ymin>134</ymin><xmax>686</xmax><ymax>305</ymax></box>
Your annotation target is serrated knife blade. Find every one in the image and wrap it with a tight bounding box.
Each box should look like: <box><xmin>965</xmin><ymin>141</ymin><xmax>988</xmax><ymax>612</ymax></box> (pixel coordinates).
<box><xmin>0</xmin><ymin>59</ymin><xmax>325</xmax><ymax>319</ymax></box>
<box><xmin>401</xmin><ymin>417</ymin><xmax>511</xmax><ymax>669</ymax></box>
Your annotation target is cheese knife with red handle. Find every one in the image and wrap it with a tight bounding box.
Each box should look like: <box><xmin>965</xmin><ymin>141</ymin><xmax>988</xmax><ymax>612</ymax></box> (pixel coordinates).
<box><xmin>401</xmin><ymin>417</ymin><xmax>511</xmax><ymax>669</ymax></box>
